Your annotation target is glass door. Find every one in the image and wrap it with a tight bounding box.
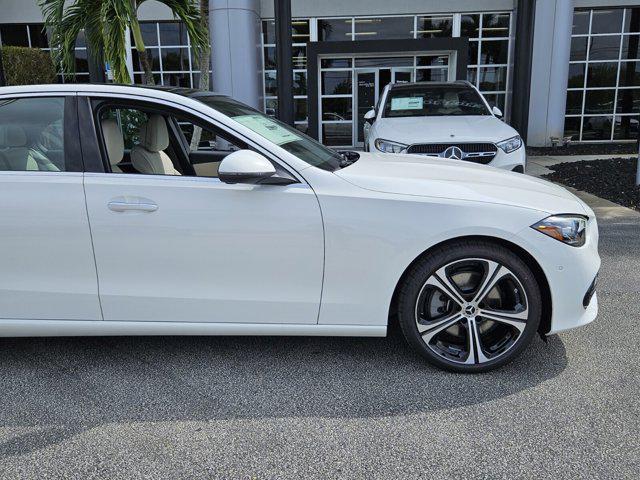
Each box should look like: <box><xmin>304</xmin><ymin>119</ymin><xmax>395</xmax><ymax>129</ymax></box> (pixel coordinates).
<box><xmin>355</xmin><ymin>69</ymin><xmax>378</xmax><ymax>146</ymax></box>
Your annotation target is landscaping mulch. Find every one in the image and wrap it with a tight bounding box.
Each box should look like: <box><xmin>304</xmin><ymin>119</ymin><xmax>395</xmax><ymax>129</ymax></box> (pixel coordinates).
<box><xmin>543</xmin><ymin>157</ymin><xmax>640</xmax><ymax>211</ymax></box>
<box><xmin>527</xmin><ymin>142</ymin><xmax>638</xmax><ymax>157</ymax></box>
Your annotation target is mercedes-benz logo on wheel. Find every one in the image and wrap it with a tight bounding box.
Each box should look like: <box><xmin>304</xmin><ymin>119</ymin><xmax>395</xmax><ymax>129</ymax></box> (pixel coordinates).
<box><xmin>443</xmin><ymin>146</ymin><xmax>464</xmax><ymax>160</ymax></box>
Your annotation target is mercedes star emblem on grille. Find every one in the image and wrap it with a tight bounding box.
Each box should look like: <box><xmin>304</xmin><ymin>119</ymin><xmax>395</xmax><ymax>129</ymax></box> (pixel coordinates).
<box><xmin>443</xmin><ymin>146</ymin><xmax>464</xmax><ymax>160</ymax></box>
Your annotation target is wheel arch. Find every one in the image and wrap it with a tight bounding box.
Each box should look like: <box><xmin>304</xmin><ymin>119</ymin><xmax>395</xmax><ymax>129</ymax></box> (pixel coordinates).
<box><xmin>388</xmin><ymin>235</ymin><xmax>552</xmax><ymax>335</ymax></box>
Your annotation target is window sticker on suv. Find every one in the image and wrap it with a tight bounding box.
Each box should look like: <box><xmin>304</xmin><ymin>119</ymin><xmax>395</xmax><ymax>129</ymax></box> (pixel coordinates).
<box><xmin>233</xmin><ymin>114</ymin><xmax>301</xmax><ymax>145</ymax></box>
<box><xmin>390</xmin><ymin>97</ymin><xmax>424</xmax><ymax>111</ymax></box>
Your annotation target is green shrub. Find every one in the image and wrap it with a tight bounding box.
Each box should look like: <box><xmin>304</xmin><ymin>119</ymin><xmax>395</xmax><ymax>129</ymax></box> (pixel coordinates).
<box><xmin>1</xmin><ymin>46</ymin><xmax>57</xmax><ymax>86</ymax></box>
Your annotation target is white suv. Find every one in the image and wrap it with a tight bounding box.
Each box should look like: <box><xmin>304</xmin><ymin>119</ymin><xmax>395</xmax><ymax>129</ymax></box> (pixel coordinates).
<box><xmin>363</xmin><ymin>81</ymin><xmax>526</xmax><ymax>173</ymax></box>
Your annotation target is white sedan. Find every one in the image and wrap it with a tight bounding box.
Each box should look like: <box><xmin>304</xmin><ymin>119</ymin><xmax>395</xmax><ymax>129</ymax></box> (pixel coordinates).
<box><xmin>0</xmin><ymin>84</ymin><xmax>599</xmax><ymax>372</ymax></box>
<box><xmin>364</xmin><ymin>81</ymin><xmax>527</xmax><ymax>172</ymax></box>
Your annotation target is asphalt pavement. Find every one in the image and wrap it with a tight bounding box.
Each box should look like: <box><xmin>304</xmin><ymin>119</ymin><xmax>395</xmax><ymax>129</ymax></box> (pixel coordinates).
<box><xmin>0</xmin><ymin>206</ymin><xmax>638</xmax><ymax>479</ymax></box>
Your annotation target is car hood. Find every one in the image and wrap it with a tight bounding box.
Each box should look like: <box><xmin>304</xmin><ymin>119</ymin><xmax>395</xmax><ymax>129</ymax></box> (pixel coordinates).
<box><xmin>373</xmin><ymin>115</ymin><xmax>518</xmax><ymax>145</ymax></box>
<box><xmin>335</xmin><ymin>152</ymin><xmax>588</xmax><ymax>215</ymax></box>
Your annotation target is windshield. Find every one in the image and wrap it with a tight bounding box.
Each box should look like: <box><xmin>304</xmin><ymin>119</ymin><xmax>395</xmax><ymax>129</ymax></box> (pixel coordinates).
<box><xmin>194</xmin><ymin>95</ymin><xmax>343</xmax><ymax>172</ymax></box>
<box><xmin>382</xmin><ymin>85</ymin><xmax>490</xmax><ymax>118</ymax></box>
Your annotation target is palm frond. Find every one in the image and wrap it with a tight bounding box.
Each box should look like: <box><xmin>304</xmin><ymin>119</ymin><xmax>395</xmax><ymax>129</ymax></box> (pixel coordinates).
<box><xmin>100</xmin><ymin>0</ymin><xmax>134</xmax><ymax>83</ymax></box>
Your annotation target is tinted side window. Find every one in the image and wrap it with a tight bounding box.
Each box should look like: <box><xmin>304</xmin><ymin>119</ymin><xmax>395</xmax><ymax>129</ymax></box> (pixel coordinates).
<box><xmin>0</xmin><ymin>97</ymin><xmax>66</xmax><ymax>172</ymax></box>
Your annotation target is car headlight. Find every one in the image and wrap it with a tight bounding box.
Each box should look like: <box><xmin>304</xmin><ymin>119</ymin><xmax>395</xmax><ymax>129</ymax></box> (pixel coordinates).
<box><xmin>496</xmin><ymin>135</ymin><xmax>522</xmax><ymax>153</ymax></box>
<box><xmin>531</xmin><ymin>215</ymin><xmax>587</xmax><ymax>247</ymax></box>
<box><xmin>374</xmin><ymin>138</ymin><xmax>407</xmax><ymax>154</ymax></box>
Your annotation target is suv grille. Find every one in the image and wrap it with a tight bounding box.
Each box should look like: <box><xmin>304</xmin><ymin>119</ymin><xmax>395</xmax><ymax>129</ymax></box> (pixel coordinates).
<box><xmin>406</xmin><ymin>143</ymin><xmax>498</xmax><ymax>164</ymax></box>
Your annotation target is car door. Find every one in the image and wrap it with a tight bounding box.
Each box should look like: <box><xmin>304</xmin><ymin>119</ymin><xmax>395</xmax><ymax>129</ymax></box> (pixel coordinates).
<box><xmin>81</xmin><ymin>96</ymin><xmax>324</xmax><ymax>324</ymax></box>
<box><xmin>0</xmin><ymin>94</ymin><xmax>101</xmax><ymax>320</ymax></box>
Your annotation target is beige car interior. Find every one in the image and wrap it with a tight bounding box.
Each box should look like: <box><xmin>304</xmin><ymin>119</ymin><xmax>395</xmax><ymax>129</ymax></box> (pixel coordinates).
<box><xmin>131</xmin><ymin>114</ymin><xmax>181</xmax><ymax>176</ymax></box>
<box><xmin>0</xmin><ymin>125</ymin><xmax>60</xmax><ymax>172</ymax></box>
<box><xmin>101</xmin><ymin>119</ymin><xmax>125</xmax><ymax>173</ymax></box>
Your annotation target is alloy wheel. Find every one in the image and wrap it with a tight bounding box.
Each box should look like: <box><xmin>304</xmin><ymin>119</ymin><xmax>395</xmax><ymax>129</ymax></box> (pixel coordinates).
<box><xmin>414</xmin><ymin>258</ymin><xmax>529</xmax><ymax>365</ymax></box>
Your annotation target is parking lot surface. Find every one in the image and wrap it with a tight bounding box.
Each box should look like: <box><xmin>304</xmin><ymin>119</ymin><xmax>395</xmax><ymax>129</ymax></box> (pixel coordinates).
<box><xmin>0</xmin><ymin>213</ymin><xmax>638</xmax><ymax>479</ymax></box>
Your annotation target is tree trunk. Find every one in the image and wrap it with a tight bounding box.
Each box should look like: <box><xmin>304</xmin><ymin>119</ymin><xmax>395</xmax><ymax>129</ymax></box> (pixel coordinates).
<box><xmin>138</xmin><ymin>49</ymin><xmax>155</xmax><ymax>85</ymax></box>
<box><xmin>130</xmin><ymin>0</ymin><xmax>154</xmax><ymax>85</ymax></box>
<box><xmin>190</xmin><ymin>0</ymin><xmax>212</xmax><ymax>151</ymax></box>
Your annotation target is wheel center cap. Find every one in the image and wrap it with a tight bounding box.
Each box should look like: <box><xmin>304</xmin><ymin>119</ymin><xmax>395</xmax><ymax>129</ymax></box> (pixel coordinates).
<box><xmin>463</xmin><ymin>304</ymin><xmax>477</xmax><ymax>317</ymax></box>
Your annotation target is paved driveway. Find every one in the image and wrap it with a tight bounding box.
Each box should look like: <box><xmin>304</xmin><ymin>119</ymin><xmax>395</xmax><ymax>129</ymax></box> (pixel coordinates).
<box><xmin>0</xmin><ymin>212</ymin><xmax>638</xmax><ymax>479</ymax></box>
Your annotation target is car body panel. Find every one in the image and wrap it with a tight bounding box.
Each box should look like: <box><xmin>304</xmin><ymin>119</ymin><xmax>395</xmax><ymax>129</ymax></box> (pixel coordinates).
<box><xmin>0</xmin><ymin>84</ymin><xmax>599</xmax><ymax>340</ymax></box>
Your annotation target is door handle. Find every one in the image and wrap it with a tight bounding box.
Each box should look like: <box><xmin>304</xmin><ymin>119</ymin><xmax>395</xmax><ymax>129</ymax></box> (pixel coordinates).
<box><xmin>108</xmin><ymin>200</ymin><xmax>158</xmax><ymax>213</ymax></box>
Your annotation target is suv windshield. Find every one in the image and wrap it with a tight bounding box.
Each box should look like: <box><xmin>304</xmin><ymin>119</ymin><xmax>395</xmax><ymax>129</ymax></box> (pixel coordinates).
<box><xmin>382</xmin><ymin>85</ymin><xmax>490</xmax><ymax>118</ymax></box>
<box><xmin>194</xmin><ymin>94</ymin><xmax>344</xmax><ymax>172</ymax></box>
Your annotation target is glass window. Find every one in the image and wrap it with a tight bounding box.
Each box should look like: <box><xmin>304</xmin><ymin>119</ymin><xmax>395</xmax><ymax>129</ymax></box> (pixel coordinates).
<box><xmin>588</xmin><ymin>35</ymin><xmax>621</xmax><ymax>61</ymax></box>
<box><xmin>616</xmin><ymin>89</ymin><xmax>640</xmax><ymax>113</ymax></box>
<box><xmin>573</xmin><ymin>10</ymin><xmax>590</xmax><ymax>35</ymax></box>
<box><xmin>162</xmin><ymin>73</ymin><xmax>191</xmax><ymax>87</ymax></box>
<box><xmin>318</xmin><ymin>18</ymin><xmax>353</xmax><ymax>41</ymax></box>
<box><xmin>460</xmin><ymin>14</ymin><xmax>480</xmax><ymax>38</ymax></box>
<box><xmin>619</xmin><ymin>61</ymin><xmax>640</xmax><ymax>86</ymax></box>
<box><xmin>28</xmin><ymin>24</ymin><xmax>49</xmax><ymax>48</ymax></box>
<box><xmin>468</xmin><ymin>41</ymin><xmax>479</xmax><ymax>65</ymax></box>
<box><xmin>264</xmin><ymin>46</ymin><xmax>276</xmax><ymax>69</ymax></box>
<box><xmin>624</xmin><ymin>8</ymin><xmax>640</xmax><ymax>33</ymax></box>
<box><xmin>292</xmin><ymin>46</ymin><xmax>307</xmax><ymax>69</ymax></box>
<box><xmin>322</xmin><ymin>71</ymin><xmax>352</xmax><ymax>95</ymax></box>
<box><xmin>294</xmin><ymin>98</ymin><xmax>308</xmax><ymax>122</ymax></box>
<box><xmin>0</xmin><ymin>25</ymin><xmax>29</xmax><ymax>46</ymax></box>
<box><xmin>133</xmin><ymin>22</ymin><xmax>158</xmax><ymax>46</ymax></box>
<box><xmin>322</xmin><ymin>98</ymin><xmax>352</xmax><ymax>121</ymax></box>
<box><xmin>264</xmin><ymin>71</ymin><xmax>277</xmax><ymax>96</ymax></box>
<box><xmin>570</xmin><ymin>37</ymin><xmax>588</xmax><ymax>61</ymax></box>
<box><xmin>158</xmin><ymin>22</ymin><xmax>188</xmax><ymax>45</ymax></box>
<box><xmin>0</xmin><ymin>97</ymin><xmax>66</xmax><ymax>172</ymax></box>
<box><xmin>480</xmin><ymin>40</ymin><xmax>508</xmax><ymax>64</ymax></box>
<box><xmin>584</xmin><ymin>89</ymin><xmax>616</xmax><ymax>114</ymax></box>
<box><xmin>416</xmin><ymin>55</ymin><xmax>448</xmax><ymax>67</ymax></box>
<box><xmin>132</xmin><ymin>47</ymin><xmax>160</xmax><ymax>71</ymax></box>
<box><xmin>415</xmin><ymin>68</ymin><xmax>448</xmax><ymax>82</ymax></box>
<box><xmin>591</xmin><ymin>9</ymin><xmax>623</xmax><ymax>35</ymax></box>
<box><xmin>161</xmin><ymin>48</ymin><xmax>190</xmax><ymax>71</ymax></box>
<box><xmin>568</xmin><ymin>63</ymin><xmax>586</xmax><ymax>88</ymax></box>
<box><xmin>354</xmin><ymin>57</ymin><xmax>413</xmax><ymax>68</ymax></box>
<box><xmin>482</xmin><ymin>13</ymin><xmax>509</xmax><ymax>38</ymax></box>
<box><xmin>564</xmin><ymin>117</ymin><xmax>581</xmax><ymax>140</ymax></box>
<box><xmin>581</xmin><ymin>116</ymin><xmax>612</xmax><ymax>140</ymax></box>
<box><xmin>613</xmin><ymin>116</ymin><xmax>638</xmax><ymax>139</ymax></box>
<box><xmin>322</xmin><ymin>123</ymin><xmax>352</xmax><ymax>146</ymax></box>
<box><xmin>262</xmin><ymin>20</ymin><xmax>276</xmax><ymax>44</ymax></box>
<box><xmin>416</xmin><ymin>16</ymin><xmax>452</xmax><ymax>38</ymax></box>
<box><xmin>565</xmin><ymin>91</ymin><xmax>583</xmax><ymax>115</ymax></box>
<box><xmin>383</xmin><ymin>85</ymin><xmax>490</xmax><ymax>118</ymax></box>
<box><xmin>478</xmin><ymin>67</ymin><xmax>507</xmax><ymax>91</ymax></box>
<box><xmin>321</xmin><ymin>58</ymin><xmax>352</xmax><ymax>68</ymax></box>
<box><xmin>293</xmin><ymin>71</ymin><xmax>307</xmax><ymax>96</ymax></box>
<box><xmin>292</xmin><ymin>20</ymin><xmax>310</xmax><ymax>42</ymax></box>
<box><xmin>467</xmin><ymin>67</ymin><xmax>477</xmax><ymax>85</ymax></box>
<box><xmin>621</xmin><ymin>35</ymin><xmax>640</xmax><ymax>61</ymax></box>
<box><xmin>354</xmin><ymin>17</ymin><xmax>413</xmax><ymax>40</ymax></box>
<box><xmin>482</xmin><ymin>93</ymin><xmax>505</xmax><ymax>112</ymax></box>
<box><xmin>587</xmin><ymin>62</ymin><xmax>619</xmax><ymax>87</ymax></box>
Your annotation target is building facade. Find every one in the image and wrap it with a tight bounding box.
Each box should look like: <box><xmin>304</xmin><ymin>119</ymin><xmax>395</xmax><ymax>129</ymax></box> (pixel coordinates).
<box><xmin>0</xmin><ymin>0</ymin><xmax>639</xmax><ymax>147</ymax></box>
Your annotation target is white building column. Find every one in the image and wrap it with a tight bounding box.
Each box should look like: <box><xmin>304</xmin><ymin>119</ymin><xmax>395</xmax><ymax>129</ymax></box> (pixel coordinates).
<box><xmin>527</xmin><ymin>0</ymin><xmax>574</xmax><ymax>147</ymax></box>
<box><xmin>210</xmin><ymin>0</ymin><xmax>263</xmax><ymax>109</ymax></box>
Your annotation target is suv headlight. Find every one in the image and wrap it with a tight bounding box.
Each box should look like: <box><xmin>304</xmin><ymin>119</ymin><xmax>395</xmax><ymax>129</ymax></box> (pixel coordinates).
<box><xmin>374</xmin><ymin>138</ymin><xmax>407</xmax><ymax>154</ymax></box>
<box><xmin>496</xmin><ymin>135</ymin><xmax>522</xmax><ymax>153</ymax></box>
<box><xmin>531</xmin><ymin>215</ymin><xmax>587</xmax><ymax>247</ymax></box>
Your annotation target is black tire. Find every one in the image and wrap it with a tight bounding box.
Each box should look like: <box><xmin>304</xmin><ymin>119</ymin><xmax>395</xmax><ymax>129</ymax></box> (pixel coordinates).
<box><xmin>397</xmin><ymin>240</ymin><xmax>541</xmax><ymax>373</ymax></box>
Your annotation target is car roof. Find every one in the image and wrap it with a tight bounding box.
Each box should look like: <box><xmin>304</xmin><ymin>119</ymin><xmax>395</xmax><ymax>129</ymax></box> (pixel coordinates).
<box><xmin>0</xmin><ymin>83</ymin><xmax>228</xmax><ymax>100</ymax></box>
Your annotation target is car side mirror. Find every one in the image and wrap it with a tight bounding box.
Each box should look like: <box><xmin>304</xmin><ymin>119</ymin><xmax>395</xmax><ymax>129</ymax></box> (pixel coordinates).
<box><xmin>364</xmin><ymin>108</ymin><xmax>376</xmax><ymax>124</ymax></box>
<box><xmin>218</xmin><ymin>150</ymin><xmax>276</xmax><ymax>185</ymax></box>
<box><xmin>492</xmin><ymin>106</ymin><xmax>503</xmax><ymax>118</ymax></box>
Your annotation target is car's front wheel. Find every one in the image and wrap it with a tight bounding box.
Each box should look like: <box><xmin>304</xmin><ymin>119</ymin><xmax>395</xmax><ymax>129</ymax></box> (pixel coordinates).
<box><xmin>397</xmin><ymin>240</ymin><xmax>541</xmax><ymax>373</ymax></box>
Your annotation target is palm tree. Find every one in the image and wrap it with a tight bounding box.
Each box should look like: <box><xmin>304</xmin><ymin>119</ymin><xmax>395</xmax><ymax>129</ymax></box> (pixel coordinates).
<box><xmin>39</xmin><ymin>0</ymin><xmax>208</xmax><ymax>85</ymax></box>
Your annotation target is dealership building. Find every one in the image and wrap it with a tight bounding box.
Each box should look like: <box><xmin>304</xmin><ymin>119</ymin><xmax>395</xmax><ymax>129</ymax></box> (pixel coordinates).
<box><xmin>1</xmin><ymin>0</ymin><xmax>639</xmax><ymax>147</ymax></box>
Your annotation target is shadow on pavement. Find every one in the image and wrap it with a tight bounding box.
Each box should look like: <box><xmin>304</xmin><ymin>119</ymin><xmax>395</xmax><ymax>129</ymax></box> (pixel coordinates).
<box><xmin>0</xmin><ymin>328</ymin><xmax>567</xmax><ymax>457</ymax></box>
